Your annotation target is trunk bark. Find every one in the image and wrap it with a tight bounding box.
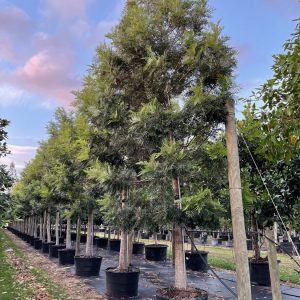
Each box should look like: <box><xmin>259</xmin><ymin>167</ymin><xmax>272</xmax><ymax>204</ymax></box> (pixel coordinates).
<box><xmin>119</xmin><ymin>189</ymin><xmax>128</xmax><ymax>271</ymax></box>
<box><xmin>66</xmin><ymin>214</ymin><xmax>72</xmax><ymax>249</ymax></box>
<box><xmin>55</xmin><ymin>210</ymin><xmax>59</xmax><ymax>245</ymax></box>
<box><xmin>75</xmin><ymin>216</ymin><xmax>81</xmax><ymax>256</ymax></box>
<box><xmin>43</xmin><ymin>210</ymin><xmax>47</xmax><ymax>242</ymax></box>
<box><xmin>47</xmin><ymin>210</ymin><xmax>51</xmax><ymax>243</ymax></box>
<box><xmin>251</xmin><ymin>214</ymin><xmax>260</xmax><ymax>260</ymax></box>
<box><xmin>39</xmin><ymin>216</ymin><xmax>43</xmax><ymax>240</ymax></box>
<box><xmin>225</xmin><ymin>98</ymin><xmax>252</xmax><ymax>299</ymax></box>
<box><xmin>172</xmin><ymin>177</ymin><xmax>186</xmax><ymax>289</ymax></box>
<box><xmin>107</xmin><ymin>226</ymin><xmax>111</xmax><ymax>250</ymax></box>
<box><xmin>266</xmin><ymin>227</ymin><xmax>282</xmax><ymax>300</ymax></box>
<box><xmin>128</xmin><ymin>230</ymin><xmax>134</xmax><ymax>266</ymax></box>
<box><xmin>85</xmin><ymin>209</ymin><xmax>93</xmax><ymax>257</ymax></box>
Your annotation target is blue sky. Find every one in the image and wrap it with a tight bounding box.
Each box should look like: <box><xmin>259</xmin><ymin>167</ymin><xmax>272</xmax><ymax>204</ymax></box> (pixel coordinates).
<box><xmin>0</xmin><ymin>0</ymin><xmax>299</xmax><ymax>173</ymax></box>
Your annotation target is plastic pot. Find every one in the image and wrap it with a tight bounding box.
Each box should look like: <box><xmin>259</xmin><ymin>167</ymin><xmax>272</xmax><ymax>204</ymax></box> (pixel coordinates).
<box><xmin>31</xmin><ymin>237</ymin><xmax>39</xmax><ymax>247</ymax></box>
<box><xmin>80</xmin><ymin>234</ymin><xmax>87</xmax><ymax>243</ymax></box>
<box><xmin>280</xmin><ymin>242</ymin><xmax>294</xmax><ymax>256</ymax></box>
<box><xmin>185</xmin><ymin>251</ymin><xmax>208</xmax><ymax>272</ymax></box>
<box><xmin>75</xmin><ymin>256</ymin><xmax>102</xmax><ymax>277</ymax></box>
<box><xmin>96</xmin><ymin>237</ymin><xmax>108</xmax><ymax>249</ymax></box>
<box><xmin>71</xmin><ymin>233</ymin><xmax>77</xmax><ymax>241</ymax></box>
<box><xmin>51</xmin><ymin>236</ymin><xmax>65</xmax><ymax>244</ymax></box>
<box><xmin>42</xmin><ymin>242</ymin><xmax>55</xmax><ymax>254</ymax></box>
<box><xmin>109</xmin><ymin>239</ymin><xmax>121</xmax><ymax>252</ymax></box>
<box><xmin>145</xmin><ymin>244</ymin><xmax>168</xmax><ymax>261</ymax></box>
<box><xmin>34</xmin><ymin>239</ymin><xmax>43</xmax><ymax>250</ymax></box>
<box><xmin>58</xmin><ymin>248</ymin><xmax>75</xmax><ymax>265</ymax></box>
<box><xmin>246</xmin><ymin>239</ymin><xmax>253</xmax><ymax>250</ymax></box>
<box><xmin>105</xmin><ymin>267</ymin><xmax>140</xmax><ymax>298</ymax></box>
<box><xmin>156</xmin><ymin>287</ymin><xmax>208</xmax><ymax>300</ymax></box>
<box><xmin>211</xmin><ymin>238</ymin><xmax>219</xmax><ymax>246</ymax></box>
<box><xmin>249</xmin><ymin>260</ymin><xmax>271</xmax><ymax>286</ymax></box>
<box><xmin>132</xmin><ymin>242</ymin><xmax>145</xmax><ymax>255</ymax></box>
<box><xmin>49</xmin><ymin>244</ymin><xmax>66</xmax><ymax>258</ymax></box>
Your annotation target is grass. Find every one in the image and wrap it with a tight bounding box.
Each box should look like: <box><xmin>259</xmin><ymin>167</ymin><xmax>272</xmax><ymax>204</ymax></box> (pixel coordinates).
<box><xmin>95</xmin><ymin>232</ymin><xmax>300</xmax><ymax>285</ymax></box>
<box><xmin>1</xmin><ymin>229</ymin><xmax>70</xmax><ymax>300</ymax></box>
<box><xmin>0</xmin><ymin>230</ymin><xmax>34</xmax><ymax>300</ymax></box>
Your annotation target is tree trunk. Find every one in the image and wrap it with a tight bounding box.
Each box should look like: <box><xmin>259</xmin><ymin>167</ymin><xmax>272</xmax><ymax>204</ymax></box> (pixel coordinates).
<box><xmin>47</xmin><ymin>210</ymin><xmax>51</xmax><ymax>243</ymax></box>
<box><xmin>75</xmin><ymin>216</ymin><xmax>81</xmax><ymax>256</ymax></box>
<box><xmin>128</xmin><ymin>230</ymin><xmax>134</xmax><ymax>266</ymax></box>
<box><xmin>66</xmin><ymin>214</ymin><xmax>72</xmax><ymax>249</ymax></box>
<box><xmin>39</xmin><ymin>216</ymin><xmax>43</xmax><ymax>240</ymax></box>
<box><xmin>251</xmin><ymin>214</ymin><xmax>260</xmax><ymax>260</ymax></box>
<box><xmin>85</xmin><ymin>209</ymin><xmax>93</xmax><ymax>257</ymax></box>
<box><xmin>266</xmin><ymin>227</ymin><xmax>282</xmax><ymax>300</ymax></box>
<box><xmin>34</xmin><ymin>216</ymin><xmax>38</xmax><ymax>238</ymax></box>
<box><xmin>191</xmin><ymin>231</ymin><xmax>196</xmax><ymax>252</ymax></box>
<box><xmin>172</xmin><ymin>177</ymin><xmax>186</xmax><ymax>289</ymax></box>
<box><xmin>154</xmin><ymin>232</ymin><xmax>158</xmax><ymax>245</ymax></box>
<box><xmin>55</xmin><ymin>210</ymin><xmax>59</xmax><ymax>245</ymax></box>
<box><xmin>119</xmin><ymin>189</ymin><xmax>128</xmax><ymax>271</ymax></box>
<box><xmin>107</xmin><ymin>226</ymin><xmax>111</xmax><ymax>250</ymax></box>
<box><xmin>225</xmin><ymin>98</ymin><xmax>252</xmax><ymax>299</ymax></box>
<box><xmin>43</xmin><ymin>211</ymin><xmax>47</xmax><ymax>242</ymax></box>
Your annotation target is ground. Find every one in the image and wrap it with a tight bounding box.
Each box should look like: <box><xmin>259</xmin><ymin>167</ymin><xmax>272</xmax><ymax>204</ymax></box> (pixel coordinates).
<box><xmin>0</xmin><ymin>229</ymin><xmax>105</xmax><ymax>300</ymax></box>
<box><xmin>1</xmin><ymin>229</ymin><xmax>300</xmax><ymax>300</ymax></box>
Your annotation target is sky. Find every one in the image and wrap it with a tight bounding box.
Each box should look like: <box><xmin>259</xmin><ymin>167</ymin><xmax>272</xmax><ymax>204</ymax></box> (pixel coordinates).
<box><xmin>0</xmin><ymin>0</ymin><xmax>299</xmax><ymax>174</ymax></box>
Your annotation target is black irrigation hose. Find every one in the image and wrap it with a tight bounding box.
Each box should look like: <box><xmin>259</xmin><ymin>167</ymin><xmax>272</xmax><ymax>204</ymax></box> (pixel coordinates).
<box><xmin>184</xmin><ymin>226</ymin><xmax>238</xmax><ymax>298</ymax></box>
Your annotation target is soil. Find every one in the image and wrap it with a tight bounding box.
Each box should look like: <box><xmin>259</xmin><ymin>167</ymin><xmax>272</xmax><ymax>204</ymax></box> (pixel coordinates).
<box><xmin>6</xmin><ymin>230</ymin><xmax>106</xmax><ymax>300</ymax></box>
<box><xmin>106</xmin><ymin>266</ymin><xmax>139</xmax><ymax>273</ymax></box>
<box><xmin>249</xmin><ymin>256</ymin><xmax>268</xmax><ymax>263</ymax></box>
<box><xmin>146</xmin><ymin>244</ymin><xmax>167</xmax><ymax>247</ymax></box>
<box><xmin>157</xmin><ymin>287</ymin><xmax>207</xmax><ymax>300</ymax></box>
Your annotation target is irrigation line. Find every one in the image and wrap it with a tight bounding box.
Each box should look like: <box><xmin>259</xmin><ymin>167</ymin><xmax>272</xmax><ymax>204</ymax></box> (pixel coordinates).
<box><xmin>238</xmin><ymin>131</ymin><xmax>300</xmax><ymax>260</ymax></box>
<box><xmin>184</xmin><ymin>226</ymin><xmax>238</xmax><ymax>298</ymax></box>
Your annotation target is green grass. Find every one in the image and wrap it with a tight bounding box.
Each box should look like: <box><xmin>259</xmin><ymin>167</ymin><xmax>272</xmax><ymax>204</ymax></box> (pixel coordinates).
<box><xmin>0</xmin><ymin>230</ymin><xmax>34</xmax><ymax>300</ymax></box>
<box><xmin>95</xmin><ymin>232</ymin><xmax>300</xmax><ymax>285</ymax></box>
<box><xmin>1</xmin><ymin>229</ymin><xmax>70</xmax><ymax>300</ymax></box>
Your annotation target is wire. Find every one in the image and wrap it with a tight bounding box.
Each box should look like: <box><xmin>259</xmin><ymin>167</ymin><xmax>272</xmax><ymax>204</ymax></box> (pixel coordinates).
<box><xmin>238</xmin><ymin>130</ymin><xmax>300</xmax><ymax>260</ymax></box>
<box><xmin>184</xmin><ymin>226</ymin><xmax>238</xmax><ymax>298</ymax></box>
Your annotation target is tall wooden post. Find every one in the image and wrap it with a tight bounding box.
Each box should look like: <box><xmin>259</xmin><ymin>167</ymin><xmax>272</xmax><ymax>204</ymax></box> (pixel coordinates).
<box><xmin>225</xmin><ymin>98</ymin><xmax>252</xmax><ymax>299</ymax></box>
<box><xmin>266</xmin><ymin>227</ymin><xmax>282</xmax><ymax>300</ymax></box>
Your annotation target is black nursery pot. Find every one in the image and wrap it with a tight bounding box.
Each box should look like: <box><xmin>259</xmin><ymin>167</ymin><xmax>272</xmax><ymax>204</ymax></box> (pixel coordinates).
<box><xmin>71</xmin><ymin>232</ymin><xmax>77</xmax><ymax>241</ymax></box>
<box><xmin>96</xmin><ymin>237</ymin><xmax>108</xmax><ymax>249</ymax></box>
<box><xmin>132</xmin><ymin>242</ymin><xmax>145</xmax><ymax>255</ymax></box>
<box><xmin>31</xmin><ymin>237</ymin><xmax>39</xmax><ymax>247</ymax></box>
<box><xmin>80</xmin><ymin>234</ymin><xmax>87</xmax><ymax>243</ymax></box>
<box><xmin>109</xmin><ymin>239</ymin><xmax>121</xmax><ymax>251</ymax></box>
<box><xmin>249</xmin><ymin>260</ymin><xmax>271</xmax><ymax>286</ymax></box>
<box><xmin>58</xmin><ymin>248</ymin><xmax>75</xmax><ymax>265</ymax></box>
<box><xmin>246</xmin><ymin>239</ymin><xmax>253</xmax><ymax>250</ymax></box>
<box><xmin>145</xmin><ymin>244</ymin><xmax>168</xmax><ymax>261</ymax></box>
<box><xmin>75</xmin><ymin>256</ymin><xmax>102</xmax><ymax>277</ymax></box>
<box><xmin>34</xmin><ymin>239</ymin><xmax>42</xmax><ymax>250</ymax></box>
<box><xmin>42</xmin><ymin>242</ymin><xmax>55</xmax><ymax>253</ymax></box>
<box><xmin>156</xmin><ymin>287</ymin><xmax>208</xmax><ymax>300</ymax></box>
<box><xmin>49</xmin><ymin>244</ymin><xmax>66</xmax><ymax>258</ymax></box>
<box><xmin>185</xmin><ymin>251</ymin><xmax>208</xmax><ymax>272</ymax></box>
<box><xmin>105</xmin><ymin>267</ymin><xmax>140</xmax><ymax>298</ymax></box>
<box><xmin>280</xmin><ymin>242</ymin><xmax>294</xmax><ymax>256</ymax></box>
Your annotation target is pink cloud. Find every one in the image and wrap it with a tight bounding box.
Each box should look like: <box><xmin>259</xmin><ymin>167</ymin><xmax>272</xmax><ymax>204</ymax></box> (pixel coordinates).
<box><xmin>44</xmin><ymin>0</ymin><xmax>92</xmax><ymax>21</ymax></box>
<box><xmin>12</xmin><ymin>51</ymin><xmax>80</xmax><ymax>105</ymax></box>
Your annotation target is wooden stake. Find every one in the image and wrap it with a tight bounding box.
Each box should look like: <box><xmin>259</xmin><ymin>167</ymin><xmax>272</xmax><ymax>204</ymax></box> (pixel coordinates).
<box><xmin>266</xmin><ymin>227</ymin><xmax>282</xmax><ymax>300</ymax></box>
<box><xmin>225</xmin><ymin>98</ymin><xmax>252</xmax><ymax>299</ymax></box>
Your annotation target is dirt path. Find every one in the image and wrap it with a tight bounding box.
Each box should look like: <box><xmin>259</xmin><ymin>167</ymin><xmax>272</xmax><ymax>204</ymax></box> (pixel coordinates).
<box><xmin>4</xmin><ymin>230</ymin><xmax>106</xmax><ymax>300</ymax></box>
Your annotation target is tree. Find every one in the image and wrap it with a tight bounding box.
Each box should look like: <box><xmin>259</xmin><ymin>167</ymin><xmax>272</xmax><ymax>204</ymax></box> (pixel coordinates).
<box><xmin>254</xmin><ymin>20</ymin><xmax>300</xmax><ymax>160</ymax></box>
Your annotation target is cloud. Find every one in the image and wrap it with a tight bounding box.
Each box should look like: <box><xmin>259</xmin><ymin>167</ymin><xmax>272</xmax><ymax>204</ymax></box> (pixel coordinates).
<box><xmin>0</xmin><ymin>144</ymin><xmax>37</xmax><ymax>173</ymax></box>
<box><xmin>44</xmin><ymin>0</ymin><xmax>92</xmax><ymax>21</ymax></box>
<box><xmin>0</xmin><ymin>84</ymin><xmax>57</xmax><ymax>109</ymax></box>
<box><xmin>262</xmin><ymin>0</ymin><xmax>300</xmax><ymax>16</ymax></box>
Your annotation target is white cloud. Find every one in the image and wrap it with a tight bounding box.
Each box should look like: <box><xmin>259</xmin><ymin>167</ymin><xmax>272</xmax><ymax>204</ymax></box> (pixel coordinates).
<box><xmin>0</xmin><ymin>144</ymin><xmax>37</xmax><ymax>174</ymax></box>
<box><xmin>0</xmin><ymin>84</ymin><xmax>58</xmax><ymax>109</ymax></box>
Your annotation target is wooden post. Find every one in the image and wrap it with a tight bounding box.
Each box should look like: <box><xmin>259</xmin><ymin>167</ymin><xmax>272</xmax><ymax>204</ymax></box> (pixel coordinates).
<box><xmin>266</xmin><ymin>227</ymin><xmax>282</xmax><ymax>300</ymax></box>
<box><xmin>225</xmin><ymin>98</ymin><xmax>252</xmax><ymax>299</ymax></box>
